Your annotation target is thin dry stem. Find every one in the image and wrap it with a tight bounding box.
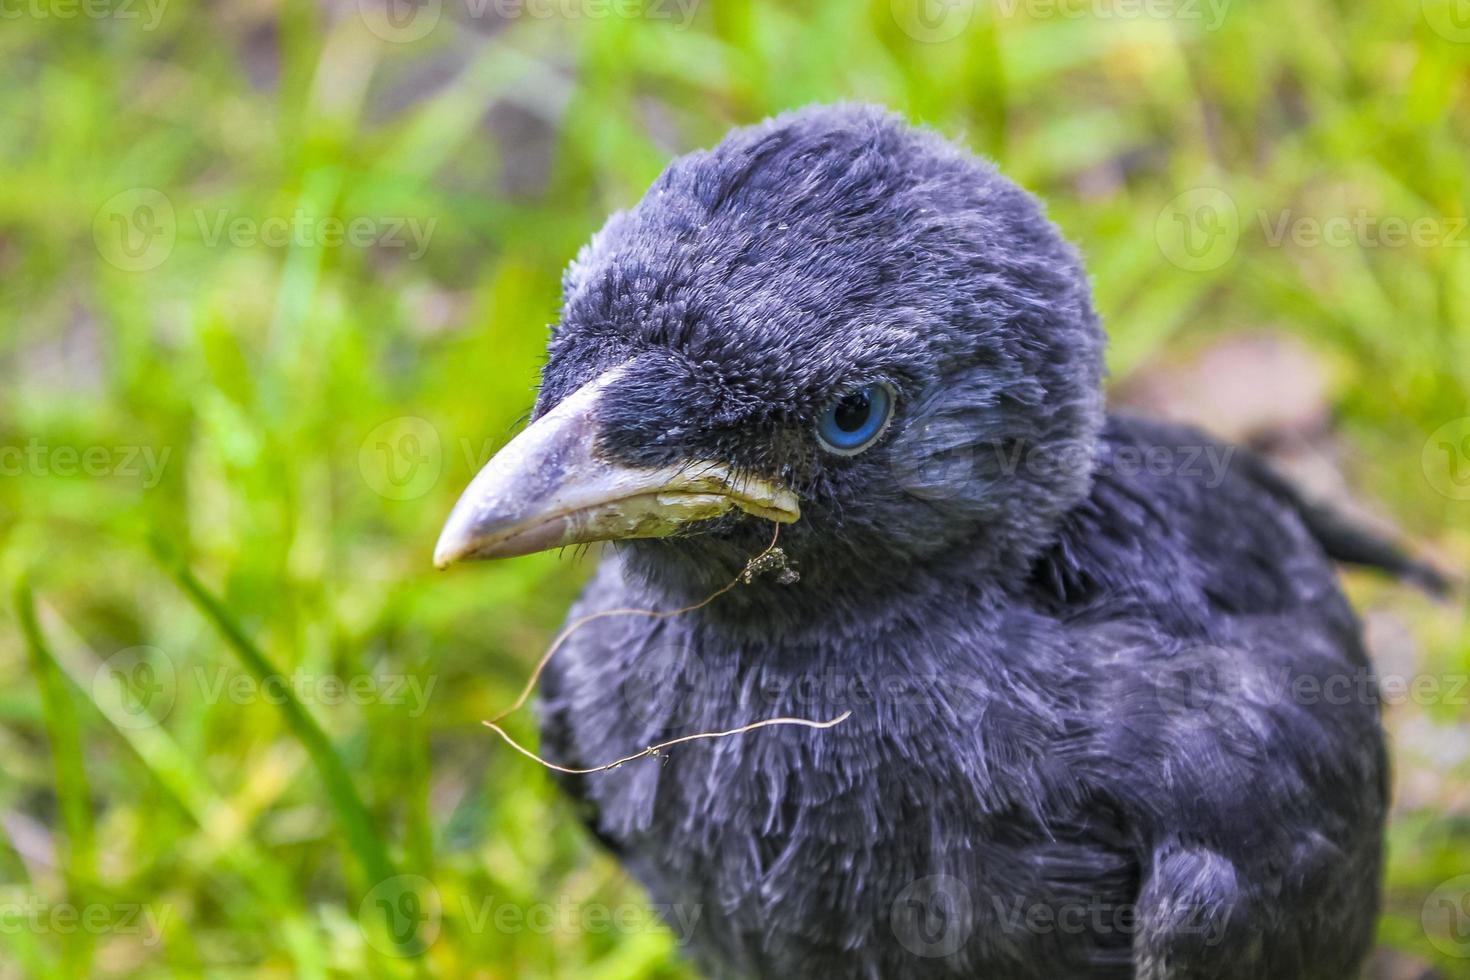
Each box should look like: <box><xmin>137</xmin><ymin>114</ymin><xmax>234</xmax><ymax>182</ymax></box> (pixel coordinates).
<box><xmin>488</xmin><ymin>522</ymin><xmax>784</xmax><ymax>724</ymax></box>
<box><xmin>484</xmin><ymin>710</ymin><xmax>853</xmax><ymax>775</ymax></box>
<box><xmin>483</xmin><ymin>521</ymin><xmax>851</xmax><ymax>775</ymax></box>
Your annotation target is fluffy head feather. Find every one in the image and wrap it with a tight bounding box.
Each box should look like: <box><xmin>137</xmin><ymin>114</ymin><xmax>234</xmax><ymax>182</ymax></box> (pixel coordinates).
<box><xmin>537</xmin><ymin>104</ymin><xmax>1106</xmax><ymax>597</ymax></box>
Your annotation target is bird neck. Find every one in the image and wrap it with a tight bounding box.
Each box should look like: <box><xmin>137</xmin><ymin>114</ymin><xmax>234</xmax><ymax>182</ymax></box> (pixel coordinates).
<box><xmin>617</xmin><ymin>530</ymin><xmax>1020</xmax><ymax>646</ymax></box>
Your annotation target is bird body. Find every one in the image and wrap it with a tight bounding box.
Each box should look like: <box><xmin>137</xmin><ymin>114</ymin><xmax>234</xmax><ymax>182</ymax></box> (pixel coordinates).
<box><xmin>539</xmin><ymin>415</ymin><xmax>1385</xmax><ymax>980</ymax></box>
<box><xmin>434</xmin><ymin>104</ymin><xmax>1424</xmax><ymax>978</ymax></box>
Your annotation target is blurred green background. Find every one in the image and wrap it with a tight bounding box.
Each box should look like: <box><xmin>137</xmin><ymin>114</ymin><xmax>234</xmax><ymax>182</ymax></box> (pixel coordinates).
<box><xmin>2</xmin><ymin>0</ymin><xmax>1470</xmax><ymax>976</ymax></box>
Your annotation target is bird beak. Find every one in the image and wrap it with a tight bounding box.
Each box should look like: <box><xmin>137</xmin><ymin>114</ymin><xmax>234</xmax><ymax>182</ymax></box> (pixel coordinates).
<box><xmin>433</xmin><ymin>366</ymin><xmax>800</xmax><ymax>568</ymax></box>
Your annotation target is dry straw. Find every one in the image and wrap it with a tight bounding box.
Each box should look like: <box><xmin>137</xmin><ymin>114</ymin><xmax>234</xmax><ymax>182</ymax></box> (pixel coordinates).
<box><xmin>484</xmin><ymin>523</ymin><xmax>852</xmax><ymax>774</ymax></box>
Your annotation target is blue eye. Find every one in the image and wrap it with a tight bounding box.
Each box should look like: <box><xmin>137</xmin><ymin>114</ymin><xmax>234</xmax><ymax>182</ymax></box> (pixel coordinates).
<box><xmin>815</xmin><ymin>383</ymin><xmax>895</xmax><ymax>456</ymax></box>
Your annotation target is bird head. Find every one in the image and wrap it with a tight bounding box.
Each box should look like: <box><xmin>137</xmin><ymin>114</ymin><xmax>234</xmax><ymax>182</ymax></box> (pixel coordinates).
<box><xmin>435</xmin><ymin>104</ymin><xmax>1105</xmax><ymax>610</ymax></box>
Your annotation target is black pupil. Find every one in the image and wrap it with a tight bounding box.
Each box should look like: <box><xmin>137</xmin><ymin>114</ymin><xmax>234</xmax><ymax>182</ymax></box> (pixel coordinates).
<box><xmin>833</xmin><ymin>391</ymin><xmax>872</xmax><ymax>433</ymax></box>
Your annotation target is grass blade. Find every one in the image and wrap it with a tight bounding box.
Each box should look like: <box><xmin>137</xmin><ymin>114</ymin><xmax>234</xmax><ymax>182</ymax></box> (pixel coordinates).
<box><xmin>148</xmin><ymin>541</ymin><xmax>406</xmax><ymax>936</ymax></box>
<box><xmin>15</xmin><ymin>577</ymin><xmax>97</xmax><ymax>978</ymax></box>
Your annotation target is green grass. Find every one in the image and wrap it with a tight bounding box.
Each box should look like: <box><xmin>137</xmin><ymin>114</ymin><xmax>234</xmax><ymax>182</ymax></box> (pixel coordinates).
<box><xmin>2</xmin><ymin>0</ymin><xmax>1469</xmax><ymax>976</ymax></box>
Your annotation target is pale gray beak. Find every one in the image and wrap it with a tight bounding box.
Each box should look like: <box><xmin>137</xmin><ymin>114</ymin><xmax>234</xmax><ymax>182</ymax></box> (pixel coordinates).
<box><xmin>433</xmin><ymin>365</ymin><xmax>800</xmax><ymax>568</ymax></box>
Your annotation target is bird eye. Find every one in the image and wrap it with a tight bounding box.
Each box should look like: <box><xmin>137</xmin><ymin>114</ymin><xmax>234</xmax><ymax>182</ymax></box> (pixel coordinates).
<box><xmin>815</xmin><ymin>383</ymin><xmax>895</xmax><ymax>456</ymax></box>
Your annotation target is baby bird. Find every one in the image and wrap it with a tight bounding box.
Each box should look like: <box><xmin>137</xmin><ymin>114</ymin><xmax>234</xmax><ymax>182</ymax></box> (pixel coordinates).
<box><xmin>435</xmin><ymin>104</ymin><xmax>1439</xmax><ymax>979</ymax></box>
